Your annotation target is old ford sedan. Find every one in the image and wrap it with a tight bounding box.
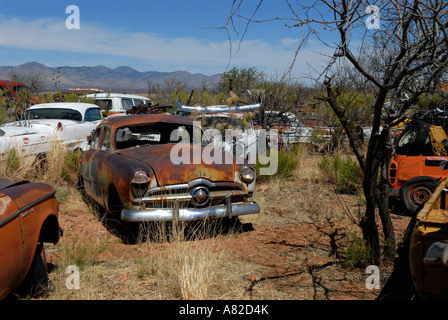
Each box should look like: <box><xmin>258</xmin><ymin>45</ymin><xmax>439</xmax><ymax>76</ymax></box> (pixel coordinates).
<box><xmin>79</xmin><ymin>114</ymin><xmax>259</xmax><ymax>242</ymax></box>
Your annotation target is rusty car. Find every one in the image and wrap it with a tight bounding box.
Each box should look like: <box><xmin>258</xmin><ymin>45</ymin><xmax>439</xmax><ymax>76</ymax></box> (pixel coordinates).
<box><xmin>79</xmin><ymin>113</ymin><xmax>260</xmax><ymax>243</ymax></box>
<box><xmin>0</xmin><ymin>80</ymin><xmax>40</xmax><ymax>106</ymax></box>
<box><xmin>0</xmin><ymin>178</ymin><xmax>61</xmax><ymax>299</ymax></box>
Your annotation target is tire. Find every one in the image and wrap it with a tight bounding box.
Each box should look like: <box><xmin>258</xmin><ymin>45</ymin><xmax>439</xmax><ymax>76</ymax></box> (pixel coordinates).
<box><xmin>108</xmin><ymin>187</ymin><xmax>140</xmax><ymax>244</ymax></box>
<box><xmin>14</xmin><ymin>243</ymin><xmax>52</xmax><ymax>298</ymax></box>
<box><xmin>399</xmin><ymin>176</ymin><xmax>440</xmax><ymax>216</ymax></box>
<box><xmin>395</xmin><ymin>120</ymin><xmax>432</xmax><ymax>156</ymax></box>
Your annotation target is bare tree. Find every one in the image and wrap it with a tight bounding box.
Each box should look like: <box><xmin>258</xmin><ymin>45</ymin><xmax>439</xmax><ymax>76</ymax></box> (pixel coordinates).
<box><xmin>223</xmin><ymin>0</ymin><xmax>448</xmax><ymax>265</ymax></box>
<box><xmin>8</xmin><ymin>70</ymin><xmax>47</xmax><ymax>94</ymax></box>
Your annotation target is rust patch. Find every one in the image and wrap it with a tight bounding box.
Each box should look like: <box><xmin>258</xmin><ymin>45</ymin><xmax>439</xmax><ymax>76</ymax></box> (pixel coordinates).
<box><xmin>0</xmin><ymin>196</ymin><xmax>14</xmax><ymax>216</ymax></box>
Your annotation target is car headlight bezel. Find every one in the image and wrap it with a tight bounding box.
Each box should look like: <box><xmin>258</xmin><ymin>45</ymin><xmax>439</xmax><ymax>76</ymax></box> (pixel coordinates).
<box><xmin>131</xmin><ymin>170</ymin><xmax>150</xmax><ymax>198</ymax></box>
<box><xmin>240</xmin><ymin>165</ymin><xmax>256</xmax><ymax>183</ymax></box>
<box><xmin>131</xmin><ymin>170</ymin><xmax>150</xmax><ymax>184</ymax></box>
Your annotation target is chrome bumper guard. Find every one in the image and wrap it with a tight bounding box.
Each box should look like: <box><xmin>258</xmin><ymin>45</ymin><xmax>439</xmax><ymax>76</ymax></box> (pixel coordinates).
<box><xmin>121</xmin><ymin>198</ymin><xmax>260</xmax><ymax>222</ymax></box>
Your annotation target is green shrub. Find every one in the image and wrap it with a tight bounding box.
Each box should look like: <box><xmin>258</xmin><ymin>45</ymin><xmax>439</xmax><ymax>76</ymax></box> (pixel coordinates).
<box><xmin>318</xmin><ymin>154</ymin><xmax>363</xmax><ymax>194</ymax></box>
<box><xmin>255</xmin><ymin>143</ymin><xmax>303</xmax><ymax>181</ymax></box>
<box><xmin>61</xmin><ymin>151</ymin><xmax>81</xmax><ymax>182</ymax></box>
<box><xmin>344</xmin><ymin>233</ymin><xmax>373</xmax><ymax>268</ymax></box>
<box><xmin>6</xmin><ymin>148</ymin><xmax>20</xmax><ymax>171</ymax></box>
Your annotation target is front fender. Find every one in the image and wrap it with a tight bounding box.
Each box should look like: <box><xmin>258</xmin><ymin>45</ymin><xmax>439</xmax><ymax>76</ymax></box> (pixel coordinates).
<box><xmin>104</xmin><ymin>153</ymin><xmax>156</xmax><ymax>209</ymax></box>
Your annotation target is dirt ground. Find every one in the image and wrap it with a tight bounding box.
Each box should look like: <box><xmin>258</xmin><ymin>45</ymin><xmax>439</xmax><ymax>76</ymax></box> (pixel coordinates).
<box><xmin>39</xmin><ymin>155</ymin><xmax>411</xmax><ymax>301</ymax></box>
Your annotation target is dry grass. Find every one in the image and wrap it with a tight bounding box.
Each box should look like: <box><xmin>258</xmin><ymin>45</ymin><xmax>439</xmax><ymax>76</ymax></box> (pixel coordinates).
<box><xmin>45</xmin><ymin>222</ymin><xmax>248</xmax><ymax>300</ymax></box>
<box><xmin>0</xmin><ymin>141</ymin><xmax>75</xmax><ymax>186</ymax></box>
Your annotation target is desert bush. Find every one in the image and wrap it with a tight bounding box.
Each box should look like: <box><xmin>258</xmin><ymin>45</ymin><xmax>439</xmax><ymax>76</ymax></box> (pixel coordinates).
<box><xmin>61</xmin><ymin>150</ymin><xmax>82</xmax><ymax>184</ymax></box>
<box><xmin>317</xmin><ymin>153</ymin><xmax>363</xmax><ymax>194</ymax></box>
<box><xmin>344</xmin><ymin>232</ymin><xmax>373</xmax><ymax>268</ymax></box>
<box><xmin>59</xmin><ymin>236</ymin><xmax>110</xmax><ymax>269</ymax></box>
<box><xmin>255</xmin><ymin>143</ymin><xmax>304</xmax><ymax>181</ymax></box>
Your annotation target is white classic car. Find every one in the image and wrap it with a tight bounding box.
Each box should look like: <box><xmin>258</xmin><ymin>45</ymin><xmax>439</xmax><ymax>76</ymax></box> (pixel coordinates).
<box><xmin>0</xmin><ymin>102</ymin><xmax>102</xmax><ymax>159</ymax></box>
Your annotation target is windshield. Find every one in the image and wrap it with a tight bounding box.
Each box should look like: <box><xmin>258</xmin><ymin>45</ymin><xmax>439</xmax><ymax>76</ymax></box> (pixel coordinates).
<box><xmin>26</xmin><ymin>108</ymin><xmax>83</xmax><ymax>121</ymax></box>
<box><xmin>115</xmin><ymin>122</ymin><xmax>208</xmax><ymax>149</ymax></box>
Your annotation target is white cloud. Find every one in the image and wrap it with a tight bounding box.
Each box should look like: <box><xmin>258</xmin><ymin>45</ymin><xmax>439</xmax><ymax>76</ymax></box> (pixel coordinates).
<box><xmin>0</xmin><ymin>16</ymin><xmax>333</xmax><ymax>79</ymax></box>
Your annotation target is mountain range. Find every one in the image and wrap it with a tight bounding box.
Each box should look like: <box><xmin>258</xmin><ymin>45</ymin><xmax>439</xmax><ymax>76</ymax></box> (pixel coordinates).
<box><xmin>0</xmin><ymin>62</ymin><xmax>222</xmax><ymax>93</ymax></box>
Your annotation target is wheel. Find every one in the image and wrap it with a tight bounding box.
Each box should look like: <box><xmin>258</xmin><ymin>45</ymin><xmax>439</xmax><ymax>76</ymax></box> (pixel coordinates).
<box><xmin>399</xmin><ymin>177</ymin><xmax>440</xmax><ymax>216</ymax></box>
<box><xmin>108</xmin><ymin>188</ymin><xmax>141</xmax><ymax>244</ymax></box>
<box><xmin>14</xmin><ymin>243</ymin><xmax>52</xmax><ymax>298</ymax></box>
<box><xmin>395</xmin><ymin>120</ymin><xmax>432</xmax><ymax>156</ymax></box>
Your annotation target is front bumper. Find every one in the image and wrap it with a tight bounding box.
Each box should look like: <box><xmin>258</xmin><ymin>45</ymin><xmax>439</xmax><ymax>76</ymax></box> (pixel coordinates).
<box><xmin>121</xmin><ymin>199</ymin><xmax>260</xmax><ymax>222</ymax></box>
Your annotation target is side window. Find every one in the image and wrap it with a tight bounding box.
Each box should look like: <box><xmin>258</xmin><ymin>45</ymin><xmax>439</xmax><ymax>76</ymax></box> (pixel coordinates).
<box><xmin>100</xmin><ymin>126</ymin><xmax>112</xmax><ymax>152</ymax></box>
<box><xmin>95</xmin><ymin>99</ymin><xmax>112</xmax><ymax>114</ymax></box>
<box><xmin>122</xmin><ymin>99</ymin><xmax>133</xmax><ymax>111</ymax></box>
<box><xmin>85</xmin><ymin>108</ymin><xmax>102</xmax><ymax>122</ymax></box>
<box><xmin>89</xmin><ymin>127</ymin><xmax>102</xmax><ymax>150</ymax></box>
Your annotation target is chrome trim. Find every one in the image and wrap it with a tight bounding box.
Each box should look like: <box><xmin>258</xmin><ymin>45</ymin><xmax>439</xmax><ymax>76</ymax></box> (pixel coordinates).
<box><xmin>133</xmin><ymin>190</ymin><xmax>248</xmax><ymax>204</ymax></box>
<box><xmin>121</xmin><ymin>202</ymin><xmax>259</xmax><ymax>222</ymax></box>
<box><xmin>0</xmin><ymin>190</ymin><xmax>56</xmax><ymax>228</ymax></box>
<box><xmin>143</xmin><ymin>178</ymin><xmax>243</xmax><ymax>197</ymax></box>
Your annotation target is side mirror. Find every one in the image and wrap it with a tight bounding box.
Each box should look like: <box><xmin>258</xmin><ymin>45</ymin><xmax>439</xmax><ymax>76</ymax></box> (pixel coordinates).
<box><xmin>440</xmin><ymin>160</ymin><xmax>448</xmax><ymax>171</ymax></box>
<box><xmin>424</xmin><ymin>241</ymin><xmax>448</xmax><ymax>266</ymax></box>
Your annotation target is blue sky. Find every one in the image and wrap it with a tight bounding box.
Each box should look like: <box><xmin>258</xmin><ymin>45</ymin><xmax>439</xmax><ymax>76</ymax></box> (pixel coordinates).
<box><xmin>0</xmin><ymin>0</ymin><xmax>336</xmax><ymax>79</ymax></box>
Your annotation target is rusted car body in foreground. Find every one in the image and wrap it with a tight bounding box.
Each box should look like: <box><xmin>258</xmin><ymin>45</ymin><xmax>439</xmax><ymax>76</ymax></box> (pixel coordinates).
<box><xmin>80</xmin><ymin>114</ymin><xmax>259</xmax><ymax>242</ymax></box>
<box><xmin>0</xmin><ymin>179</ymin><xmax>61</xmax><ymax>299</ymax></box>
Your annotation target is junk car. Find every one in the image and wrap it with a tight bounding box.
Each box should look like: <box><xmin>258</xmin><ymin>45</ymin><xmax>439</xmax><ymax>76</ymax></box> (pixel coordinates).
<box><xmin>0</xmin><ymin>102</ymin><xmax>102</xmax><ymax>160</ymax></box>
<box><xmin>0</xmin><ymin>179</ymin><xmax>61</xmax><ymax>299</ymax></box>
<box><xmin>79</xmin><ymin>113</ymin><xmax>259</xmax><ymax>242</ymax></box>
<box><xmin>388</xmin><ymin>120</ymin><xmax>448</xmax><ymax>215</ymax></box>
<box><xmin>86</xmin><ymin>93</ymin><xmax>152</xmax><ymax>116</ymax></box>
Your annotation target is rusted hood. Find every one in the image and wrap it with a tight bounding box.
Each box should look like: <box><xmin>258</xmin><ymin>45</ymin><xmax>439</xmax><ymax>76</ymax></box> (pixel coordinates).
<box><xmin>117</xmin><ymin>144</ymin><xmax>236</xmax><ymax>185</ymax></box>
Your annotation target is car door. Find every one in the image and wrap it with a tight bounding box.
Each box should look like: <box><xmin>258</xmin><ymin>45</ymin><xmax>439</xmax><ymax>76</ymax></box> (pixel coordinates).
<box><xmin>89</xmin><ymin>125</ymin><xmax>112</xmax><ymax>205</ymax></box>
<box><xmin>0</xmin><ymin>193</ymin><xmax>24</xmax><ymax>299</ymax></box>
<box><xmin>81</xmin><ymin>126</ymin><xmax>102</xmax><ymax>197</ymax></box>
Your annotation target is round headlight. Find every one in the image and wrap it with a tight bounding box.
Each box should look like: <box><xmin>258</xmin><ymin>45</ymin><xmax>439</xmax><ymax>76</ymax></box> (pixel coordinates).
<box><xmin>131</xmin><ymin>170</ymin><xmax>150</xmax><ymax>184</ymax></box>
<box><xmin>240</xmin><ymin>165</ymin><xmax>255</xmax><ymax>183</ymax></box>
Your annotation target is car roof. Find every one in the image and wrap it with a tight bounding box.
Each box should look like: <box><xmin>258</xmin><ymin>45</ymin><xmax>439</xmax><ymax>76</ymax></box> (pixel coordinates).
<box><xmin>29</xmin><ymin>102</ymin><xmax>100</xmax><ymax>114</ymax></box>
<box><xmin>103</xmin><ymin>113</ymin><xmax>196</xmax><ymax>128</ymax></box>
<box><xmin>85</xmin><ymin>93</ymin><xmax>151</xmax><ymax>100</ymax></box>
<box><xmin>0</xmin><ymin>80</ymin><xmax>27</xmax><ymax>87</ymax></box>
